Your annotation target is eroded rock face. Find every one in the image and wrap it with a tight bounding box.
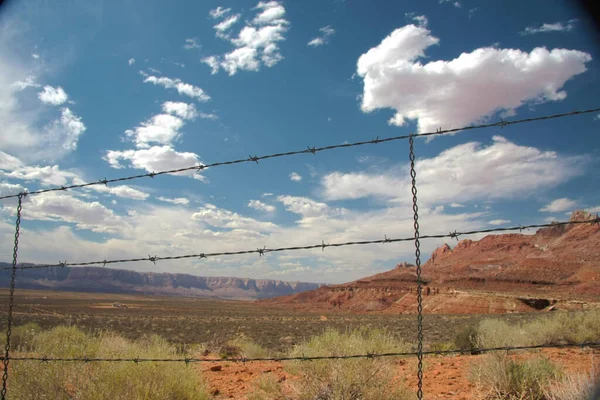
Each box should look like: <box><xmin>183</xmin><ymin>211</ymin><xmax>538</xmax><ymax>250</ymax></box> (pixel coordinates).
<box><xmin>262</xmin><ymin>211</ymin><xmax>600</xmax><ymax>314</ymax></box>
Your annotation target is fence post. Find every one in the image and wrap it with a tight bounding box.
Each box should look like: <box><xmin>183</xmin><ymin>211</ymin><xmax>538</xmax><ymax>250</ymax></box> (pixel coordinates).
<box><xmin>1</xmin><ymin>194</ymin><xmax>23</xmax><ymax>400</ymax></box>
<box><xmin>409</xmin><ymin>134</ymin><xmax>424</xmax><ymax>400</ymax></box>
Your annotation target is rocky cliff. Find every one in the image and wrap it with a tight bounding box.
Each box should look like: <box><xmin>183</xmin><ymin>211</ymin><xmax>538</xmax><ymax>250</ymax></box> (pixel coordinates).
<box><xmin>261</xmin><ymin>211</ymin><xmax>600</xmax><ymax>314</ymax></box>
<box><xmin>0</xmin><ymin>265</ymin><xmax>321</xmax><ymax>300</ymax></box>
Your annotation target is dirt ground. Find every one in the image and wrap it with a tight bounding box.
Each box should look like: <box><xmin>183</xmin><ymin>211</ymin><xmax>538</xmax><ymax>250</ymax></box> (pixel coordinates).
<box><xmin>199</xmin><ymin>348</ymin><xmax>599</xmax><ymax>399</ymax></box>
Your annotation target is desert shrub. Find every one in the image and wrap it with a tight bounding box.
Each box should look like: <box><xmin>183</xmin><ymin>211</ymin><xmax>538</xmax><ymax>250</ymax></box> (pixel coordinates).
<box><xmin>470</xmin><ymin>354</ymin><xmax>562</xmax><ymax>400</ymax></box>
<box><xmin>228</xmin><ymin>334</ymin><xmax>270</xmax><ymax>358</ymax></box>
<box><xmin>453</xmin><ymin>324</ymin><xmax>480</xmax><ymax>353</ymax></box>
<box><xmin>429</xmin><ymin>341</ymin><xmax>455</xmax><ymax>354</ymax></box>
<box><xmin>4</xmin><ymin>322</ymin><xmax>41</xmax><ymax>352</ymax></box>
<box><xmin>9</xmin><ymin>325</ymin><xmax>210</xmax><ymax>400</ymax></box>
<box><xmin>544</xmin><ymin>372</ymin><xmax>598</xmax><ymax>400</ymax></box>
<box><xmin>283</xmin><ymin>327</ymin><xmax>416</xmax><ymax>400</ymax></box>
<box><xmin>476</xmin><ymin>311</ymin><xmax>600</xmax><ymax>350</ymax></box>
<box><xmin>248</xmin><ymin>375</ymin><xmax>285</xmax><ymax>400</ymax></box>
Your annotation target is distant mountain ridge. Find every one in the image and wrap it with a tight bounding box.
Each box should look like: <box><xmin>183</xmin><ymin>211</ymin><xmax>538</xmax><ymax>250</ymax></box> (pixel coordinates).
<box><xmin>0</xmin><ymin>265</ymin><xmax>322</xmax><ymax>300</ymax></box>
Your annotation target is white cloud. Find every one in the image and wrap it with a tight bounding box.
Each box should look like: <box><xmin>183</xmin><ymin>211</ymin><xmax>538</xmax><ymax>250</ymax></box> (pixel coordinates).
<box><xmin>128</xmin><ymin>58</ymin><xmax>135</xmax><ymax>65</ymax></box>
<box><xmin>192</xmin><ymin>203</ymin><xmax>277</xmax><ymax>231</ymax></box>
<box><xmin>161</xmin><ymin>101</ymin><xmax>198</xmax><ymax>120</ymax></box>
<box><xmin>321</xmin><ymin>136</ymin><xmax>586</xmax><ymax>207</ymax></box>
<box><xmin>450</xmin><ymin>203</ymin><xmax>464</xmax><ymax>208</ymax></box>
<box><xmin>586</xmin><ymin>206</ymin><xmax>600</xmax><ymax>214</ymax></box>
<box><xmin>262</xmin><ymin>192</ymin><xmax>274</xmax><ymax>197</ymax></box>
<box><xmin>125</xmin><ymin>114</ymin><xmax>185</xmax><ymax>148</ymax></box>
<box><xmin>468</xmin><ymin>8</ymin><xmax>478</xmax><ymax>18</ymax></box>
<box><xmin>90</xmin><ymin>184</ymin><xmax>149</xmax><ymax>201</ymax></box>
<box><xmin>214</xmin><ymin>14</ymin><xmax>240</xmax><ymax>36</ymax></box>
<box><xmin>289</xmin><ymin>172</ymin><xmax>302</xmax><ymax>182</ymax></box>
<box><xmin>143</xmin><ymin>74</ymin><xmax>210</xmax><ymax>102</ymax></box>
<box><xmin>454</xmin><ymin>2</ymin><xmax>461</xmax><ymax>8</ymax></box>
<box><xmin>0</xmin><ymin>164</ymin><xmax>78</xmax><ymax>186</ymax></box>
<box><xmin>0</xmin><ymin>182</ymin><xmax>25</xmax><ymax>198</ymax></box>
<box><xmin>31</xmin><ymin>53</ymin><xmax>40</xmax><ymax>59</ymax></box>
<box><xmin>16</xmin><ymin>192</ymin><xmax>123</xmax><ymax>233</ymax></box>
<box><xmin>521</xmin><ymin>20</ymin><xmax>577</xmax><ymax>36</ymax></box>
<box><xmin>104</xmin><ymin>146</ymin><xmax>204</xmax><ymax>181</ymax></box>
<box><xmin>38</xmin><ymin>85</ymin><xmax>68</xmax><ymax>105</ymax></box>
<box><xmin>12</xmin><ymin>75</ymin><xmax>40</xmax><ymax>90</ymax></box>
<box><xmin>48</xmin><ymin>108</ymin><xmax>86</xmax><ymax>152</ymax></box>
<box><xmin>248</xmin><ymin>199</ymin><xmax>275</xmax><ymax>212</ymax></box>
<box><xmin>439</xmin><ymin>0</ymin><xmax>461</xmax><ymax>6</ymax></box>
<box><xmin>488</xmin><ymin>219</ymin><xmax>511</xmax><ymax>225</ymax></box>
<box><xmin>0</xmin><ymin>151</ymin><xmax>24</xmax><ymax>171</ymax></box>
<box><xmin>157</xmin><ymin>196</ymin><xmax>190</xmax><ymax>205</ymax></box>
<box><xmin>307</xmin><ymin>25</ymin><xmax>335</xmax><ymax>47</ymax></box>
<box><xmin>277</xmin><ymin>195</ymin><xmax>331</xmax><ymax>218</ymax></box>
<box><xmin>209</xmin><ymin>6</ymin><xmax>231</xmax><ymax>19</ymax></box>
<box><xmin>357</xmin><ymin>24</ymin><xmax>591</xmax><ymax>134</ymax></box>
<box><xmin>183</xmin><ymin>38</ymin><xmax>200</xmax><ymax>50</ymax></box>
<box><xmin>539</xmin><ymin>198</ymin><xmax>577</xmax><ymax>212</ymax></box>
<box><xmin>202</xmin><ymin>1</ymin><xmax>289</xmax><ymax>75</ymax></box>
<box><xmin>253</xmin><ymin>1</ymin><xmax>286</xmax><ymax>25</ymax></box>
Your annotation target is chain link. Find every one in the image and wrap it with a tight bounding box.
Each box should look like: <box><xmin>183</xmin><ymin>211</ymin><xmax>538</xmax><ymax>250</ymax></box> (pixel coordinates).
<box><xmin>409</xmin><ymin>134</ymin><xmax>424</xmax><ymax>400</ymax></box>
<box><xmin>1</xmin><ymin>194</ymin><xmax>22</xmax><ymax>399</ymax></box>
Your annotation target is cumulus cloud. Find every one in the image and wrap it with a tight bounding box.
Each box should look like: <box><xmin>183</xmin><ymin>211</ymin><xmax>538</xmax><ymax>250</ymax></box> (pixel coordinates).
<box><xmin>202</xmin><ymin>1</ymin><xmax>289</xmax><ymax>75</ymax></box>
<box><xmin>125</xmin><ymin>114</ymin><xmax>185</xmax><ymax>148</ymax></box>
<box><xmin>142</xmin><ymin>74</ymin><xmax>210</xmax><ymax>102</ymax></box>
<box><xmin>586</xmin><ymin>206</ymin><xmax>600</xmax><ymax>214</ymax></box>
<box><xmin>539</xmin><ymin>198</ymin><xmax>577</xmax><ymax>212</ymax></box>
<box><xmin>16</xmin><ymin>192</ymin><xmax>123</xmax><ymax>233</ymax></box>
<box><xmin>214</xmin><ymin>14</ymin><xmax>240</xmax><ymax>37</ymax></box>
<box><xmin>128</xmin><ymin>58</ymin><xmax>135</xmax><ymax>65</ymax></box>
<box><xmin>321</xmin><ymin>136</ymin><xmax>587</xmax><ymax>206</ymax></box>
<box><xmin>161</xmin><ymin>101</ymin><xmax>198</xmax><ymax>120</ymax></box>
<box><xmin>0</xmin><ymin>182</ymin><xmax>25</xmax><ymax>198</ymax></box>
<box><xmin>183</xmin><ymin>37</ymin><xmax>200</xmax><ymax>50</ymax></box>
<box><xmin>488</xmin><ymin>219</ymin><xmax>511</xmax><ymax>225</ymax></box>
<box><xmin>521</xmin><ymin>20</ymin><xmax>577</xmax><ymax>35</ymax></box>
<box><xmin>357</xmin><ymin>24</ymin><xmax>591</xmax><ymax>134</ymax></box>
<box><xmin>307</xmin><ymin>25</ymin><xmax>335</xmax><ymax>47</ymax></box>
<box><xmin>157</xmin><ymin>196</ymin><xmax>190</xmax><ymax>205</ymax></box>
<box><xmin>277</xmin><ymin>195</ymin><xmax>327</xmax><ymax>218</ymax></box>
<box><xmin>450</xmin><ymin>203</ymin><xmax>464</xmax><ymax>208</ymax></box>
<box><xmin>248</xmin><ymin>199</ymin><xmax>275</xmax><ymax>212</ymax></box>
<box><xmin>38</xmin><ymin>85</ymin><xmax>68</xmax><ymax>105</ymax></box>
<box><xmin>289</xmin><ymin>172</ymin><xmax>302</xmax><ymax>182</ymax></box>
<box><xmin>104</xmin><ymin>146</ymin><xmax>204</xmax><ymax>181</ymax></box>
<box><xmin>192</xmin><ymin>203</ymin><xmax>277</xmax><ymax>231</ymax></box>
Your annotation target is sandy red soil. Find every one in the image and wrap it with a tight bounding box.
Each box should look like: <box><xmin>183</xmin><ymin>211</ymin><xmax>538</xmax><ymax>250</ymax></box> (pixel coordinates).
<box><xmin>199</xmin><ymin>348</ymin><xmax>599</xmax><ymax>399</ymax></box>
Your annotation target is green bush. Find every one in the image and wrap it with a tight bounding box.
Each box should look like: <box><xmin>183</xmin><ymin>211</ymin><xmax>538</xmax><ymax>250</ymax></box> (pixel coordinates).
<box><xmin>470</xmin><ymin>354</ymin><xmax>563</xmax><ymax>400</ymax></box>
<box><xmin>282</xmin><ymin>327</ymin><xmax>416</xmax><ymax>400</ymax></box>
<box><xmin>9</xmin><ymin>325</ymin><xmax>210</xmax><ymax>400</ymax></box>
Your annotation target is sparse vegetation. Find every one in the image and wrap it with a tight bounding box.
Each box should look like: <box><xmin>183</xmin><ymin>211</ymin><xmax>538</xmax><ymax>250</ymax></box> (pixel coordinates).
<box><xmin>470</xmin><ymin>354</ymin><xmax>563</xmax><ymax>400</ymax></box>
<box><xmin>9</xmin><ymin>325</ymin><xmax>210</xmax><ymax>400</ymax></box>
<box><xmin>283</xmin><ymin>327</ymin><xmax>416</xmax><ymax>400</ymax></box>
<box><xmin>545</xmin><ymin>372</ymin><xmax>598</xmax><ymax>400</ymax></box>
<box><xmin>476</xmin><ymin>310</ymin><xmax>600</xmax><ymax>349</ymax></box>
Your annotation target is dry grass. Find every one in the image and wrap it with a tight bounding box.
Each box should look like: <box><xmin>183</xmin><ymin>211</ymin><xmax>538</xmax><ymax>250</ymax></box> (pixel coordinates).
<box><xmin>281</xmin><ymin>327</ymin><xmax>415</xmax><ymax>400</ymax></box>
<box><xmin>9</xmin><ymin>324</ymin><xmax>210</xmax><ymax>400</ymax></box>
<box><xmin>470</xmin><ymin>354</ymin><xmax>563</xmax><ymax>400</ymax></box>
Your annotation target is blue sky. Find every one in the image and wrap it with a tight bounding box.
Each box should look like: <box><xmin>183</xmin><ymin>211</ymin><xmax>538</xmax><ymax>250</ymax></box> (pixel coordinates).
<box><xmin>0</xmin><ymin>0</ymin><xmax>598</xmax><ymax>283</ymax></box>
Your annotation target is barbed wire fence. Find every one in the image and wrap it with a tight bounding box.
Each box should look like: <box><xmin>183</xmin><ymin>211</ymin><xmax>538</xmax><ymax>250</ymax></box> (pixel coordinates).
<box><xmin>1</xmin><ymin>107</ymin><xmax>600</xmax><ymax>399</ymax></box>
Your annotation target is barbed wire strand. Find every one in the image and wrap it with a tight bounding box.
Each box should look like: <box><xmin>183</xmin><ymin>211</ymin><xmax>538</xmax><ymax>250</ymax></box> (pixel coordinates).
<box><xmin>0</xmin><ymin>107</ymin><xmax>598</xmax><ymax>201</ymax></box>
<box><xmin>1</xmin><ymin>195</ymin><xmax>22</xmax><ymax>400</ymax></box>
<box><xmin>1</xmin><ymin>217</ymin><xmax>597</xmax><ymax>272</ymax></box>
<box><xmin>409</xmin><ymin>134</ymin><xmax>424</xmax><ymax>400</ymax></box>
<box><xmin>1</xmin><ymin>342</ymin><xmax>598</xmax><ymax>364</ymax></box>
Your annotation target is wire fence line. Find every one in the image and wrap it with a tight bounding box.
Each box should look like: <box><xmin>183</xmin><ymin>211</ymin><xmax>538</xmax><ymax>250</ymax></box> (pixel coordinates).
<box><xmin>1</xmin><ymin>217</ymin><xmax>597</xmax><ymax>272</ymax></box>
<box><xmin>2</xmin><ymin>106</ymin><xmax>600</xmax><ymax>400</ymax></box>
<box><xmin>0</xmin><ymin>107</ymin><xmax>598</xmax><ymax>201</ymax></box>
<box><xmin>1</xmin><ymin>341</ymin><xmax>599</xmax><ymax>364</ymax></box>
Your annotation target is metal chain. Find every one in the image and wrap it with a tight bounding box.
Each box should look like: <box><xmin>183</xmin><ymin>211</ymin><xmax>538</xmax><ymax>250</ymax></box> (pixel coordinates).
<box><xmin>409</xmin><ymin>134</ymin><xmax>424</xmax><ymax>400</ymax></box>
<box><xmin>2</xmin><ymin>194</ymin><xmax>23</xmax><ymax>400</ymax></box>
